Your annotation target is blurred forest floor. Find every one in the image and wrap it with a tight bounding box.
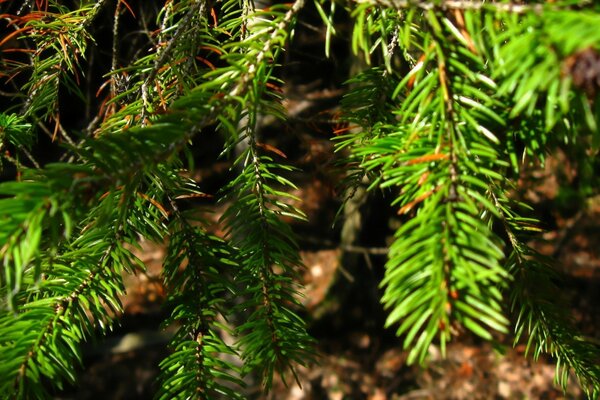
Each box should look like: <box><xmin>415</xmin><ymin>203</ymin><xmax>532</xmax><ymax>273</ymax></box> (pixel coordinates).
<box><xmin>53</xmin><ymin>6</ymin><xmax>600</xmax><ymax>400</ymax></box>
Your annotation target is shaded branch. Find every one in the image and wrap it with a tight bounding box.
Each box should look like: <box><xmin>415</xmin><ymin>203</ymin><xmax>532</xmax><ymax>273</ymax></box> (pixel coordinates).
<box><xmin>353</xmin><ymin>0</ymin><xmax>557</xmax><ymax>14</ymax></box>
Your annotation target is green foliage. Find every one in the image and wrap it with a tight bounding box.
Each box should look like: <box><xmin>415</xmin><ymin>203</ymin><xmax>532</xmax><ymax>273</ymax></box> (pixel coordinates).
<box><xmin>0</xmin><ymin>0</ymin><xmax>600</xmax><ymax>398</ymax></box>
<box><xmin>337</xmin><ymin>0</ymin><xmax>600</xmax><ymax>396</ymax></box>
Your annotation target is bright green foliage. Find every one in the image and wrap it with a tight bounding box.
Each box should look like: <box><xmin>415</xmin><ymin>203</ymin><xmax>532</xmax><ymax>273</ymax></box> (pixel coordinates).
<box><xmin>0</xmin><ymin>0</ymin><xmax>600</xmax><ymax>398</ymax></box>
<box><xmin>336</xmin><ymin>0</ymin><xmax>600</xmax><ymax>396</ymax></box>
<box><xmin>1</xmin><ymin>0</ymin><xmax>312</xmax><ymax>397</ymax></box>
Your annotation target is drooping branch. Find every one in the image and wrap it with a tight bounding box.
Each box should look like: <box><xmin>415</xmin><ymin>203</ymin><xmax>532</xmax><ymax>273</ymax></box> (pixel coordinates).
<box><xmin>230</xmin><ymin>0</ymin><xmax>306</xmax><ymax>97</ymax></box>
<box><xmin>352</xmin><ymin>0</ymin><xmax>562</xmax><ymax>14</ymax></box>
<box><xmin>140</xmin><ymin>0</ymin><xmax>206</xmax><ymax>123</ymax></box>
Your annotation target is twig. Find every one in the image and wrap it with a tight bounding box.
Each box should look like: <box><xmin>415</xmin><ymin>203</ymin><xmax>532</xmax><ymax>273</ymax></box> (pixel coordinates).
<box><xmin>552</xmin><ymin>209</ymin><xmax>586</xmax><ymax>259</ymax></box>
<box><xmin>82</xmin><ymin>0</ymin><xmax>112</xmax><ymax>29</ymax></box>
<box><xmin>0</xmin><ymin>89</ymin><xmax>25</xmax><ymax>98</ymax></box>
<box><xmin>21</xmin><ymin>147</ymin><xmax>40</xmax><ymax>169</ymax></box>
<box><xmin>300</xmin><ymin>236</ymin><xmax>389</xmax><ymax>255</ymax></box>
<box><xmin>36</xmin><ymin>121</ymin><xmax>76</xmax><ymax>148</ymax></box>
<box><xmin>110</xmin><ymin>0</ymin><xmax>123</xmax><ymax>100</ymax></box>
<box><xmin>17</xmin><ymin>0</ymin><xmax>33</xmax><ymax>16</ymax></box>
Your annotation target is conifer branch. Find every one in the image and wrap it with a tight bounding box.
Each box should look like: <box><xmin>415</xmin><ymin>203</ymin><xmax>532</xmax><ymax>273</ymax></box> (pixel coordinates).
<box><xmin>353</xmin><ymin>0</ymin><xmax>554</xmax><ymax>14</ymax></box>
<box><xmin>156</xmin><ymin>175</ymin><xmax>243</xmax><ymax>399</ymax></box>
<box><xmin>213</xmin><ymin>0</ymin><xmax>314</xmax><ymax>388</ymax></box>
<box><xmin>81</xmin><ymin>0</ymin><xmax>111</xmax><ymax>29</ymax></box>
<box><xmin>3</xmin><ymin>2</ymin><xmax>107</xmax><ymax>144</ymax></box>
<box><xmin>3</xmin><ymin>1</ymin><xmax>600</xmax><ymax>397</ymax></box>
<box><xmin>140</xmin><ymin>0</ymin><xmax>206</xmax><ymax>124</ymax></box>
<box><xmin>489</xmin><ymin>190</ymin><xmax>600</xmax><ymax>396</ymax></box>
<box><xmin>230</xmin><ymin>0</ymin><xmax>306</xmax><ymax>98</ymax></box>
<box><xmin>10</xmin><ymin>241</ymin><xmax>118</xmax><ymax>396</ymax></box>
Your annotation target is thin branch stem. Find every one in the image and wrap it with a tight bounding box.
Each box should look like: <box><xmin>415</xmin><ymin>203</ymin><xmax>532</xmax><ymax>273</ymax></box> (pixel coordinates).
<box><xmin>82</xmin><ymin>0</ymin><xmax>112</xmax><ymax>29</ymax></box>
<box><xmin>299</xmin><ymin>236</ymin><xmax>389</xmax><ymax>254</ymax></box>
<box><xmin>110</xmin><ymin>0</ymin><xmax>123</xmax><ymax>100</ymax></box>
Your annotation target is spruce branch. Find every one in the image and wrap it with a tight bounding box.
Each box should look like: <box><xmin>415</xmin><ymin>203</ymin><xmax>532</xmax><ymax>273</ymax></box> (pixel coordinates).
<box><xmin>351</xmin><ymin>9</ymin><xmax>512</xmax><ymax>363</ymax></box>
<box><xmin>156</xmin><ymin>171</ymin><xmax>243</xmax><ymax>399</ymax></box>
<box><xmin>2</xmin><ymin>0</ymin><xmax>600</xmax><ymax>398</ymax></box>
<box><xmin>1</xmin><ymin>164</ymin><xmax>164</xmax><ymax>397</ymax></box>
<box><xmin>2</xmin><ymin>219</ymin><xmax>136</xmax><ymax>399</ymax></box>
<box><xmin>490</xmin><ymin>190</ymin><xmax>600</xmax><ymax>396</ymax></box>
<box><xmin>81</xmin><ymin>0</ymin><xmax>112</xmax><ymax>29</ymax></box>
<box><xmin>1</xmin><ymin>2</ymin><xmax>107</xmax><ymax>144</ymax></box>
<box><xmin>214</xmin><ymin>0</ymin><xmax>315</xmax><ymax>387</ymax></box>
<box><xmin>140</xmin><ymin>0</ymin><xmax>206</xmax><ymax>124</ymax></box>
<box><xmin>230</xmin><ymin>0</ymin><xmax>306</xmax><ymax>98</ymax></box>
<box><xmin>110</xmin><ymin>0</ymin><xmax>124</xmax><ymax>103</ymax></box>
<box><xmin>352</xmin><ymin>0</ymin><xmax>561</xmax><ymax>14</ymax></box>
<box><xmin>9</xmin><ymin>241</ymin><xmax>118</xmax><ymax>397</ymax></box>
<box><xmin>223</xmin><ymin>135</ymin><xmax>314</xmax><ymax>390</ymax></box>
<box><xmin>509</xmin><ymin>251</ymin><xmax>600</xmax><ymax>397</ymax></box>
